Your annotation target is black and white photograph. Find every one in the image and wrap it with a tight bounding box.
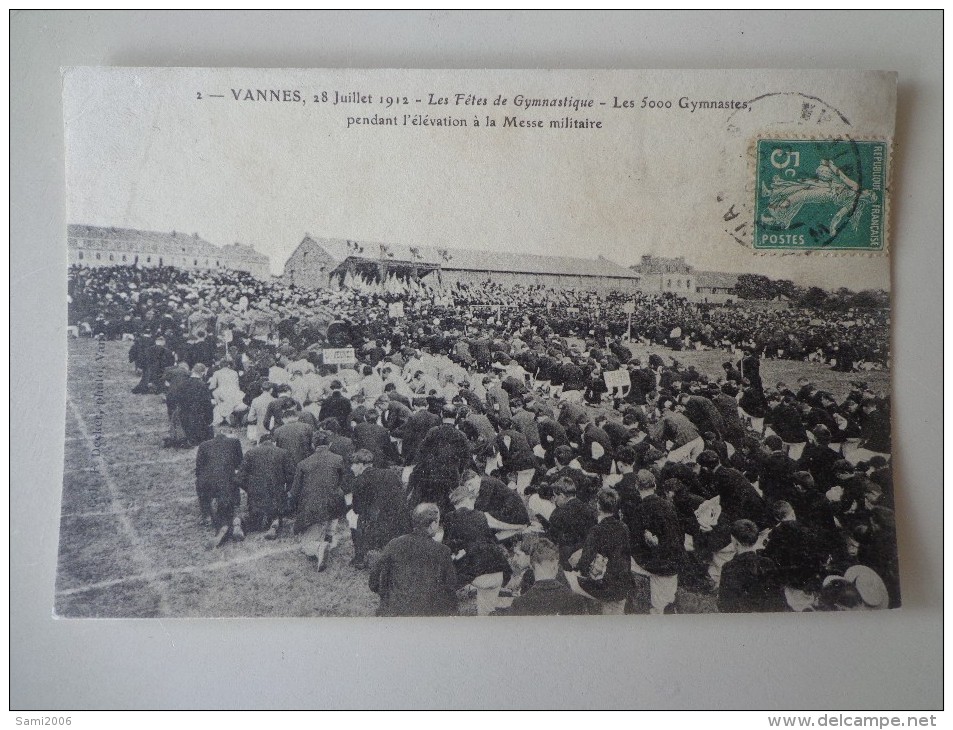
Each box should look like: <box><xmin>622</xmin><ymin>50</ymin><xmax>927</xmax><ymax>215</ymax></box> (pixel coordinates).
<box><xmin>56</xmin><ymin>67</ymin><xmax>902</xmax><ymax>619</ymax></box>
<box><xmin>12</xmin><ymin>9</ymin><xmax>947</xmax><ymax>714</ymax></box>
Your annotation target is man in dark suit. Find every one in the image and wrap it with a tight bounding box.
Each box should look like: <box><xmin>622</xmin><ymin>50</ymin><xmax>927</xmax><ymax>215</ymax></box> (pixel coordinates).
<box><xmin>369</xmin><ymin>503</ymin><xmax>458</xmax><ymax>617</ymax></box>
<box><xmin>508</xmin><ymin>538</ymin><xmax>590</xmax><ymax>616</ymax></box>
<box><xmin>859</xmin><ymin>397</ymin><xmax>891</xmax><ymax>455</ymax></box>
<box><xmin>718</xmin><ymin>519</ymin><xmax>785</xmax><ymax>613</ymax></box>
<box><xmin>469</xmin><ymin>473</ymin><xmax>530</xmax><ymax>527</ymax></box>
<box><xmin>567</xmin><ymin>488</ymin><xmax>633</xmax><ymax>614</ymax></box>
<box><xmin>273</xmin><ymin>411</ymin><xmax>316</xmax><ymax>466</ymax></box>
<box><xmin>625</xmin><ymin>470</ymin><xmax>685</xmax><ymax>614</ymax></box>
<box><xmin>496</xmin><ymin>418</ymin><xmax>537</xmax><ymax>494</ymax></box>
<box><xmin>166</xmin><ymin>363</ymin><xmax>215</xmax><ymax>447</ymax></box>
<box><xmin>680</xmin><ymin>392</ymin><xmax>725</xmax><ymax>439</ymax></box>
<box><xmin>195</xmin><ymin>429</ymin><xmax>244</xmax><ymax>547</ymax></box>
<box><xmin>408</xmin><ymin>405</ymin><xmax>471</xmax><ymax>510</ymax></box>
<box><xmin>712</xmin><ymin>383</ymin><xmax>747</xmax><ymax>446</ymax></box>
<box><xmin>397</xmin><ymin>401</ymin><xmax>441</xmax><ymax>466</ymax></box>
<box><xmin>766</xmin><ymin>394</ymin><xmax>808</xmax><ymax>460</ymax></box>
<box><xmin>291</xmin><ymin>430</ymin><xmax>347</xmax><ymax>569</ymax></box>
<box><xmin>352</xmin><ymin>408</ymin><xmax>400</xmax><ymax>467</ymax></box>
<box><xmin>546</xmin><ymin>445</ymin><xmax>599</xmax><ymax>504</ymax></box>
<box><xmin>697</xmin><ymin>450</ymin><xmax>772</xmax><ymax>529</ymax></box>
<box><xmin>132</xmin><ymin>334</ymin><xmax>175</xmax><ymax>394</ymax></box>
<box><xmin>535</xmin><ymin>413</ymin><xmax>569</xmax><ymax>468</ymax></box>
<box><xmin>546</xmin><ymin>478</ymin><xmax>597</xmax><ymax>570</ymax></box>
<box><xmin>797</xmin><ymin>425</ymin><xmax>840</xmax><ymax>491</ymax></box>
<box><xmin>350</xmin><ymin>449</ymin><xmax>411</xmax><ymax>568</ymax></box>
<box><xmin>511</xmin><ymin>399</ymin><xmax>541</xmax><ymax>450</ymax></box>
<box><xmin>235</xmin><ymin>434</ymin><xmax>297</xmax><ymax>538</ymax></box>
<box><xmin>318</xmin><ymin>380</ymin><xmax>352</xmax><ymax>431</ymax></box>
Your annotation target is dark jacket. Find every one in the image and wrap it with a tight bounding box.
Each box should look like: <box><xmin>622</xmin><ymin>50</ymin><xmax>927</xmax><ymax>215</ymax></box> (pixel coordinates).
<box><xmin>710</xmin><ymin>465</ymin><xmax>772</xmax><ymax>530</ymax></box>
<box><xmin>318</xmin><ymin>391</ymin><xmax>352</xmax><ymax>431</ymax></box>
<box><xmin>474</xmin><ymin>477</ymin><xmax>530</xmax><ymax>526</ymax></box>
<box><xmin>353</xmin><ymin>421</ymin><xmax>400</xmax><ymax>467</ymax></box>
<box><xmin>511</xmin><ymin>408</ymin><xmax>541</xmax><ymax>449</ymax></box>
<box><xmin>409</xmin><ymin>424</ymin><xmax>472</xmax><ymax>509</ymax></box>
<box><xmin>859</xmin><ymin>408</ymin><xmax>891</xmax><ymax>453</ymax></box>
<box><xmin>797</xmin><ymin>443</ymin><xmax>841</xmax><ymax>491</ymax></box>
<box><xmin>547</xmin><ymin>498</ymin><xmax>597</xmax><ymax>568</ymax></box>
<box><xmin>369</xmin><ymin>533</ymin><xmax>458</xmax><ymax>616</ymax></box>
<box><xmin>577</xmin><ymin>516</ymin><xmax>633</xmax><ymax>602</ymax></box>
<box><xmin>168</xmin><ymin>376</ymin><xmax>214</xmax><ymax>445</ymax></box>
<box><xmin>536</xmin><ymin>417</ymin><xmax>569</xmax><ymax>455</ymax></box>
<box><xmin>351</xmin><ymin>466</ymin><xmax>411</xmax><ymax>550</ymax></box>
<box><xmin>717</xmin><ymin>551</ymin><xmax>785</xmax><ymax>613</ymax></box>
<box><xmin>767</xmin><ymin>403</ymin><xmax>807</xmax><ymax>444</ymax></box>
<box><xmin>236</xmin><ymin>443</ymin><xmax>297</xmax><ymax>516</ymax></box>
<box><xmin>442</xmin><ymin>507</ymin><xmax>512</xmax><ymax>585</ymax></box>
<box><xmin>625</xmin><ymin>493</ymin><xmax>684</xmax><ymax>577</ymax></box>
<box><xmin>712</xmin><ymin>393</ymin><xmax>746</xmax><ymax>441</ymax></box>
<box><xmin>497</xmin><ymin>429</ymin><xmax>537</xmax><ymax>473</ymax></box>
<box><xmin>759</xmin><ymin>450</ymin><xmax>797</xmax><ymax>504</ymax></box>
<box><xmin>273</xmin><ymin>420</ymin><xmax>316</xmax><ymax>466</ymax></box>
<box><xmin>291</xmin><ymin>446</ymin><xmax>346</xmax><ymax>532</ymax></box>
<box><xmin>650</xmin><ymin>412</ymin><xmax>700</xmax><ymax>450</ymax></box>
<box><xmin>195</xmin><ymin>434</ymin><xmax>243</xmax><ymax>506</ymax></box>
<box><xmin>683</xmin><ymin>395</ymin><xmax>725</xmax><ymax>437</ymax></box>
<box><xmin>399</xmin><ymin>409</ymin><xmax>441</xmax><ymax>464</ymax></box>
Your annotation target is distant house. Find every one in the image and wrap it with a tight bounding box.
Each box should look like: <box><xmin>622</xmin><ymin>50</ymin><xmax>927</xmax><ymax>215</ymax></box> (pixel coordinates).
<box><xmin>67</xmin><ymin>224</ymin><xmax>270</xmax><ymax>279</ymax></box>
<box><xmin>283</xmin><ymin>235</ymin><xmax>642</xmax><ymax>293</ymax></box>
<box><xmin>629</xmin><ymin>255</ymin><xmax>696</xmax><ymax>294</ymax></box>
<box><xmin>693</xmin><ymin>270</ymin><xmax>740</xmax><ymax>303</ymax></box>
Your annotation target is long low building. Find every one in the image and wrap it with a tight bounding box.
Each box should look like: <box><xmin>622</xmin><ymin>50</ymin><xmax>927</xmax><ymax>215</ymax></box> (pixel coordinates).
<box><xmin>283</xmin><ymin>235</ymin><xmax>642</xmax><ymax>293</ymax></box>
<box><xmin>630</xmin><ymin>254</ymin><xmax>739</xmax><ymax>303</ymax></box>
<box><xmin>67</xmin><ymin>224</ymin><xmax>271</xmax><ymax>279</ymax></box>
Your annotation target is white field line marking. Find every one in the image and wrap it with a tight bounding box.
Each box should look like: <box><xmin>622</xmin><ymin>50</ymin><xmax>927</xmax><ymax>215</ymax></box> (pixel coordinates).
<box><xmin>64</xmin><ymin>425</ymin><xmax>169</xmax><ymax>443</ymax></box>
<box><xmin>55</xmin><ymin>543</ymin><xmax>304</xmax><ymax>597</ymax></box>
<box><xmin>64</xmin><ymin>398</ymin><xmax>172</xmax><ymax>614</ymax></box>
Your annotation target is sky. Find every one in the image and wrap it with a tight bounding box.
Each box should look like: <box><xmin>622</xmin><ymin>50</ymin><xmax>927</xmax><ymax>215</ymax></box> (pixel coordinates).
<box><xmin>64</xmin><ymin>68</ymin><xmax>894</xmax><ymax>290</ymax></box>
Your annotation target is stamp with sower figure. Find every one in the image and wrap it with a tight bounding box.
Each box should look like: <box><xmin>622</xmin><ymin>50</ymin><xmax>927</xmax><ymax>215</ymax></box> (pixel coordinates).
<box><xmin>754</xmin><ymin>138</ymin><xmax>888</xmax><ymax>251</ymax></box>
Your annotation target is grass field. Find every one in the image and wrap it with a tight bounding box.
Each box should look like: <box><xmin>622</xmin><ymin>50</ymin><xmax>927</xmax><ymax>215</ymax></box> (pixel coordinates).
<box><xmin>55</xmin><ymin>338</ymin><xmax>889</xmax><ymax>617</ymax></box>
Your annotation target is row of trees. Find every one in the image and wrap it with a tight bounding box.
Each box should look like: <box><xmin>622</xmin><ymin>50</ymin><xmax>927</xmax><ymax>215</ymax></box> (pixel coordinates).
<box><xmin>734</xmin><ymin>274</ymin><xmax>889</xmax><ymax>310</ymax></box>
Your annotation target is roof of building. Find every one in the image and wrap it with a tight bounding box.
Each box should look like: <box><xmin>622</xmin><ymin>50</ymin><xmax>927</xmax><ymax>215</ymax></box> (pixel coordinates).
<box><xmin>695</xmin><ymin>270</ymin><xmax>740</xmax><ymax>289</ymax></box>
<box><xmin>67</xmin><ymin>224</ymin><xmax>269</xmax><ymax>262</ymax></box>
<box><xmin>293</xmin><ymin>235</ymin><xmax>640</xmax><ymax>279</ymax></box>
<box><xmin>630</xmin><ymin>255</ymin><xmax>693</xmax><ymax>274</ymax></box>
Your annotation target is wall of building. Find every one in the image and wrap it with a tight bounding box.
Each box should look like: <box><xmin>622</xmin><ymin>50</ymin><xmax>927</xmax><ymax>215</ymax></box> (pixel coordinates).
<box><xmin>637</xmin><ymin>272</ymin><xmax>696</xmax><ymax>294</ymax></box>
<box><xmin>684</xmin><ymin>291</ymin><xmax>736</xmax><ymax>304</ymax></box>
<box><xmin>283</xmin><ymin>239</ymin><xmax>339</xmax><ymax>287</ymax></box>
<box><xmin>68</xmin><ymin>231</ymin><xmax>270</xmax><ymax>279</ymax></box>
<box><xmin>435</xmin><ymin>268</ymin><xmax>641</xmax><ymax>293</ymax></box>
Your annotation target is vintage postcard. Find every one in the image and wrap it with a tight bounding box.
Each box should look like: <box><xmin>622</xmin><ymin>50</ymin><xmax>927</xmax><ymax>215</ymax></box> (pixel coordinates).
<box><xmin>59</xmin><ymin>68</ymin><xmax>897</xmax><ymax>617</ymax></box>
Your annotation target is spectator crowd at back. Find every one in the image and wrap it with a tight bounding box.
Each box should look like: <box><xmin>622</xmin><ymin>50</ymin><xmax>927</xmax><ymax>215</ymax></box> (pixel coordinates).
<box><xmin>68</xmin><ymin>263</ymin><xmax>898</xmax><ymax>616</ymax></box>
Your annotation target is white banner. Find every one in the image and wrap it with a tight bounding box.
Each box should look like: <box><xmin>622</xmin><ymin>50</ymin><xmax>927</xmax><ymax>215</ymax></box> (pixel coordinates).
<box><xmin>323</xmin><ymin>347</ymin><xmax>357</xmax><ymax>365</ymax></box>
<box><xmin>603</xmin><ymin>369</ymin><xmax>631</xmax><ymax>389</ymax></box>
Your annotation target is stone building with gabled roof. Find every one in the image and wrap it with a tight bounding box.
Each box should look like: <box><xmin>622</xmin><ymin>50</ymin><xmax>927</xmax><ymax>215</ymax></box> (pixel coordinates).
<box><xmin>67</xmin><ymin>224</ymin><xmax>271</xmax><ymax>279</ymax></box>
<box><xmin>283</xmin><ymin>235</ymin><xmax>642</xmax><ymax>293</ymax></box>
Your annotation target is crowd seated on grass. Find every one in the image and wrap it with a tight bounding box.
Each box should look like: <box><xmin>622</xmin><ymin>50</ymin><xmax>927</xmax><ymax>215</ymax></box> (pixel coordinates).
<box><xmin>68</xmin><ymin>263</ymin><xmax>898</xmax><ymax>615</ymax></box>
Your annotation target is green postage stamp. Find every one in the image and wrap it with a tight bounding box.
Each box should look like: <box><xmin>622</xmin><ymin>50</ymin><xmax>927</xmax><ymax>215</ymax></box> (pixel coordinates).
<box><xmin>754</xmin><ymin>138</ymin><xmax>887</xmax><ymax>251</ymax></box>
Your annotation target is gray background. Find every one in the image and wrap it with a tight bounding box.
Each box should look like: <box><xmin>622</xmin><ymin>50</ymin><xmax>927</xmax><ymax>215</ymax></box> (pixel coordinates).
<box><xmin>11</xmin><ymin>10</ymin><xmax>942</xmax><ymax>710</ymax></box>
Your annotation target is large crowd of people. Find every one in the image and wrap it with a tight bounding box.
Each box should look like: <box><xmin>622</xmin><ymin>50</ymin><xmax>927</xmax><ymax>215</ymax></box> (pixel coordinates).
<box><xmin>68</xmin><ymin>263</ymin><xmax>898</xmax><ymax>615</ymax></box>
